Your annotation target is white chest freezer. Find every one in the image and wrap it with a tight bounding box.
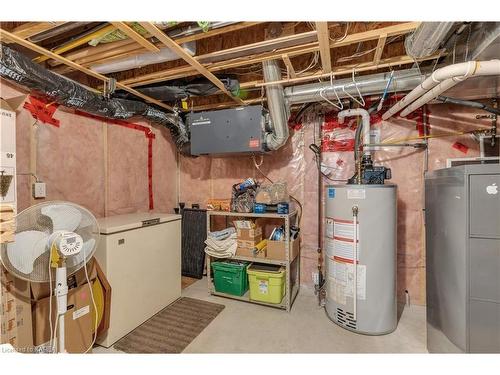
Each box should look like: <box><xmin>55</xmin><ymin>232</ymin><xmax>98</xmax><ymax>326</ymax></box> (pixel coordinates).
<box><xmin>94</xmin><ymin>212</ymin><xmax>181</xmax><ymax>347</ymax></box>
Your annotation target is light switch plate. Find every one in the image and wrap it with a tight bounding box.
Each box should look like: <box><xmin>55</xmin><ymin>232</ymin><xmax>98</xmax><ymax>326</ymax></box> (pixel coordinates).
<box><xmin>32</xmin><ymin>182</ymin><xmax>46</xmax><ymax>199</ymax></box>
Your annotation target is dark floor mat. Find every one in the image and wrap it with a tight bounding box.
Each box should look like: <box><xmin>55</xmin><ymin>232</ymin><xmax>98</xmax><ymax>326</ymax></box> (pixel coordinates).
<box><xmin>113</xmin><ymin>297</ymin><xmax>225</xmax><ymax>353</ymax></box>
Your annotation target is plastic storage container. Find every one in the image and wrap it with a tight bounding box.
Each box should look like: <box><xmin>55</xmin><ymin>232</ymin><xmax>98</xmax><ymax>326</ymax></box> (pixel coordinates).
<box><xmin>247</xmin><ymin>264</ymin><xmax>286</xmax><ymax>304</ymax></box>
<box><xmin>212</xmin><ymin>261</ymin><xmax>249</xmax><ymax>296</ymax></box>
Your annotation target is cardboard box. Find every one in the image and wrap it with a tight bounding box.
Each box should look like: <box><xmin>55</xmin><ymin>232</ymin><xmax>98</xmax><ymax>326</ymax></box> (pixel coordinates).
<box><xmin>32</xmin><ymin>283</ymin><xmax>93</xmax><ymax>353</ymax></box>
<box><xmin>236</xmin><ymin>227</ymin><xmax>262</xmax><ymax>242</ymax></box>
<box><xmin>30</xmin><ymin>258</ymin><xmax>97</xmax><ymax>301</ymax></box>
<box><xmin>235</xmin><ymin>246</ymin><xmax>267</xmax><ymax>259</ymax></box>
<box><xmin>0</xmin><ymin>97</ymin><xmax>24</xmax><ymax>244</ymax></box>
<box><xmin>0</xmin><ymin>266</ymin><xmax>33</xmax><ymax>351</ymax></box>
<box><xmin>266</xmin><ymin>238</ymin><xmax>300</xmax><ymax>261</ymax></box>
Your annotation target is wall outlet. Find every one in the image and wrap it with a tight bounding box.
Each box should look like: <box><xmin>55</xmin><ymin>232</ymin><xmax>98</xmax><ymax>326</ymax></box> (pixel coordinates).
<box><xmin>32</xmin><ymin>182</ymin><xmax>46</xmax><ymax>199</ymax></box>
<box><xmin>312</xmin><ymin>272</ymin><xmax>319</xmax><ymax>285</ymax></box>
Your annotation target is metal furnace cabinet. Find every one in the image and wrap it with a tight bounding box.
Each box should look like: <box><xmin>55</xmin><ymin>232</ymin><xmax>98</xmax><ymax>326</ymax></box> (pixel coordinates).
<box><xmin>94</xmin><ymin>212</ymin><xmax>182</xmax><ymax>347</ymax></box>
<box><xmin>425</xmin><ymin>164</ymin><xmax>500</xmax><ymax>353</ymax></box>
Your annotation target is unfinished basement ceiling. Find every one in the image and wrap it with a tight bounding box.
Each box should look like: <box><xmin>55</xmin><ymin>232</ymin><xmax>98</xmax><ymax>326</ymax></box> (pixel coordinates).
<box><xmin>0</xmin><ymin>21</ymin><xmax>495</xmax><ymax>112</ymax></box>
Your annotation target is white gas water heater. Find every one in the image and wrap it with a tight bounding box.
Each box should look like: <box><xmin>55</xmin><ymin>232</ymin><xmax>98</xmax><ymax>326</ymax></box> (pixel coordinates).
<box><xmin>324</xmin><ymin>109</ymin><xmax>397</xmax><ymax>335</ymax></box>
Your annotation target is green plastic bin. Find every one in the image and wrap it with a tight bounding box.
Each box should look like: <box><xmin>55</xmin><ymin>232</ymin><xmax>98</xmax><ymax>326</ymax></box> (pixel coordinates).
<box><xmin>212</xmin><ymin>261</ymin><xmax>249</xmax><ymax>296</ymax></box>
<box><xmin>247</xmin><ymin>264</ymin><xmax>286</xmax><ymax>304</ymax></box>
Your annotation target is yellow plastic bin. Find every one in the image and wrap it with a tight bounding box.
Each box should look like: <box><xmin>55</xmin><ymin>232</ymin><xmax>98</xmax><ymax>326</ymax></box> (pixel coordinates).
<box><xmin>247</xmin><ymin>264</ymin><xmax>286</xmax><ymax>304</ymax></box>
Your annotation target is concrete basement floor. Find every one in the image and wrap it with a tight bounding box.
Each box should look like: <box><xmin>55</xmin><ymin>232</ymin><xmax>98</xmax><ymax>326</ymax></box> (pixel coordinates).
<box><xmin>94</xmin><ymin>278</ymin><xmax>427</xmax><ymax>353</ymax></box>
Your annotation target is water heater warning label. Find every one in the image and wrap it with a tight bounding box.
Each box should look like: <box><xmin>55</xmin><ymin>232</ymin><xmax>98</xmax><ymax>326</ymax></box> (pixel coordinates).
<box><xmin>328</xmin><ymin>219</ymin><xmax>359</xmax><ymax>263</ymax></box>
<box><xmin>328</xmin><ymin>262</ymin><xmax>367</xmax><ymax>304</ymax></box>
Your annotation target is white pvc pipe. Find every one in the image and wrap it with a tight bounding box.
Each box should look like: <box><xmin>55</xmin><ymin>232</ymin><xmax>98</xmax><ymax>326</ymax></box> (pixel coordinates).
<box><xmin>338</xmin><ymin>108</ymin><xmax>371</xmax><ymax>156</ymax></box>
<box><xmin>400</xmin><ymin>78</ymin><xmax>457</xmax><ymax>117</ymax></box>
<box><xmin>382</xmin><ymin>60</ymin><xmax>500</xmax><ymax>120</ymax></box>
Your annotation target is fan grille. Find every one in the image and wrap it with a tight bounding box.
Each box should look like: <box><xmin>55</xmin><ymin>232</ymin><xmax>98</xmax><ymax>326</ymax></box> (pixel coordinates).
<box><xmin>0</xmin><ymin>201</ymin><xmax>99</xmax><ymax>282</ymax></box>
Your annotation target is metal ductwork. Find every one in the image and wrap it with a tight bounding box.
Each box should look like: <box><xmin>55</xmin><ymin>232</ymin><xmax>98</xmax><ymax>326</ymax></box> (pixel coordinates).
<box><xmin>91</xmin><ymin>42</ymin><xmax>196</xmax><ymax>74</ymax></box>
<box><xmin>262</xmin><ymin>60</ymin><xmax>290</xmax><ymax>151</ymax></box>
<box><xmin>284</xmin><ymin>69</ymin><xmax>425</xmax><ymax>105</ymax></box>
<box><xmin>470</xmin><ymin>22</ymin><xmax>500</xmax><ymax>60</ymax></box>
<box><xmin>405</xmin><ymin>22</ymin><xmax>455</xmax><ymax>59</ymax></box>
<box><xmin>0</xmin><ymin>45</ymin><xmax>189</xmax><ymax>151</ymax></box>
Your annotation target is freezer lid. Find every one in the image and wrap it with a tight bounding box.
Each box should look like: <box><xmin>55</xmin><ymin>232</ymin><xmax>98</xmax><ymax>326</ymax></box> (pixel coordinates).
<box><xmin>97</xmin><ymin>212</ymin><xmax>181</xmax><ymax>234</ymax></box>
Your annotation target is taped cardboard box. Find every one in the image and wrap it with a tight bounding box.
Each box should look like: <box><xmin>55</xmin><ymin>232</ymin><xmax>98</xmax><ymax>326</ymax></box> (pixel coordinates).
<box><xmin>1</xmin><ymin>96</ymin><xmax>25</xmax><ymax>244</ymax></box>
<box><xmin>236</xmin><ymin>227</ymin><xmax>262</xmax><ymax>242</ymax></box>
<box><xmin>235</xmin><ymin>246</ymin><xmax>267</xmax><ymax>259</ymax></box>
<box><xmin>0</xmin><ymin>266</ymin><xmax>33</xmax><ymax>352</ymax></box>
<box><xmin>32</xmin><ymin>283</ymin><xmax>93</xmax><ymax>353</ymax></box>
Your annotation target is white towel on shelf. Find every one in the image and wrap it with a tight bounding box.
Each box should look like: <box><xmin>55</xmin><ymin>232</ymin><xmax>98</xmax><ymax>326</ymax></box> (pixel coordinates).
<box><xmin>205</xmin><ymin>228</ymin><xmax>238</xmax><ymax>258</ymax></box>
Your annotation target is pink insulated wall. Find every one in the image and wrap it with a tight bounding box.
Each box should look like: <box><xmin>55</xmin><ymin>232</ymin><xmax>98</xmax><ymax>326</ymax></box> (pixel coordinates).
<box><xmin>179</xmin><ymin>103</ymin><xmax>493</xmax><ymax>305</ymax></box>
<box><xmin>1</xmin><ymin>79</ymin><xmax>178</xmax><ymax>218</ymax></box>
<box><xmin>2</xmin><ymin>76</ymin><xmax>494</xmax><ymax>306</ymax></box>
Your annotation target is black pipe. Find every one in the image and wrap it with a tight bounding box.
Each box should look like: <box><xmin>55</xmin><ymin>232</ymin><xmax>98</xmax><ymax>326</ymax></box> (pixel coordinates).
<box><xmin>437</xmin><ymin>95</ymin><xmax>500</xmax><ymax>116</ymax></box>
<box><xmin>0</xmin><ymin>44</ymin><xmax>190</xmax><ymax>151</ymax></box>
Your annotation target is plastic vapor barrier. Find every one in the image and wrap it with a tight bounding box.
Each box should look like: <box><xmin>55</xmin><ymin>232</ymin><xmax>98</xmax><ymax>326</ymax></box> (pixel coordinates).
<box><xmin>0</xmin><ymin>44</ymin><xmax>189</xmax><ymax>150</ymax></box>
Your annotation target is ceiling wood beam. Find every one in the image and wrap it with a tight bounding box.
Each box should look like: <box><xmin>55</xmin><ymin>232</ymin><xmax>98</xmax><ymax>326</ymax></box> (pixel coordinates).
<box><xmin>315</xmin><ymin>22</ymin><xmax>332</xmax><ymax>73</ymax></box>
<box><xmin>282</xmin><ymin>54</ymin><xmax>297</xmax><ymax>78</ymax></box>
<box><xmin>193</xmin><ymin>98</ymin><xmax>263</xmax><ymax>112</ymax></box>
<box><xmin>139</xmin><ymin>22</ymin><xmax>244</xmax><ymax>105</ymax></box>
<box><xmin>110</xmin><ymin>22</ymin><xmax>160</xmax><ymax>52</ymax></box>
<box><xmin>0</xmin><ymin>28</ymin><xmax>173</xmax><ymax>111</ymax></box>
<box><xmin>5</xmin><ymin>22</ymin><xmax>67</xmax><ymax>41</ymax></box>
<box><xmin>122</xmin><ymin>22</ymin><xmax>420</xmax><ymax>88</ymax></box>
<box><xmin>49</xmin><ymin>22</ymin><xmax>262</xmax><ymax>68</ymax></box>
<box><xmin>33</xmin><ymin>24</ymin><xmax>117</xmax><ymax>63</ymax></box>
<box><xmin>254</xmin><ymin>53</ymin><xmax>442</xmax><ymax>87</ymax></box>
<box><xmin>373</xmin><ymin>33</ymin><xmax>387</xmax><ymax>65</ymax></box>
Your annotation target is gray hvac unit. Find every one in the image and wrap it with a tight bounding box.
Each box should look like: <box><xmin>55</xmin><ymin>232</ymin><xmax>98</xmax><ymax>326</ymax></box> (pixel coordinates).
<box><xmin>187</xmin><ymin>105</ymin><xmax>269</xmax><ymax>155</ymax></box>
<box><xmin>425</xmin><ymin>164</ymin><xmax>500</xmax><ymax>353</ymax></box>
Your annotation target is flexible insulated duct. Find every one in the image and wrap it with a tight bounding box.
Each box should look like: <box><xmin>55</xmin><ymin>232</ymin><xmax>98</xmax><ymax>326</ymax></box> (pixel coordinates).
<box><xmin>405</xmin><ymin>22</ymin><xmax>455</xmax><ymax>59</ymax></box>
<box><xmin>262</xmin><ymin>60</ymin><xmax>290</xmax><ymax>150</ymax></box>
<box><xmin>0</xmin><ymin>44</ymin><xmax>189</xmax><ymax>151</ymax></box>
<box><xmin>284</xmin><ymin>69</ymin><xmax>425</xmax><ymax>105</ymax></box>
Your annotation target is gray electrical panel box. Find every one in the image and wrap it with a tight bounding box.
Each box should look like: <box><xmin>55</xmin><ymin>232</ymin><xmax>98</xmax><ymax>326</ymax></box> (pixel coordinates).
<box><xmin>187</xmin><ymin>105</ymin><xmax>268</xmax><ymax>155</ymax></box>
<box><xmin>425</xmin><ymin>164</ymin><xmax>500</xmax><ymax>353</ymax></box>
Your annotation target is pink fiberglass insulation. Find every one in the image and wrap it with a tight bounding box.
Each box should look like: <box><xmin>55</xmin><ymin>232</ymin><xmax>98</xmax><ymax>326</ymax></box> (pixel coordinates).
<box><xmin>179</xmin><ymin>102</ymin><xmax>492</xmax><ymax>305</ymax></box>
<box><xmin>1</xmin><ymin>78</ymin><xmax>177</xmax><ymax>219</ymax></box>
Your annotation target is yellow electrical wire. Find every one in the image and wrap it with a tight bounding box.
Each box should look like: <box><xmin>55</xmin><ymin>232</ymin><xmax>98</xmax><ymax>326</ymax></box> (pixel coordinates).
<box><xmin>33</xmin><ymin>24</ymin><xmax>117</xmax><ymax>63</ymax></box>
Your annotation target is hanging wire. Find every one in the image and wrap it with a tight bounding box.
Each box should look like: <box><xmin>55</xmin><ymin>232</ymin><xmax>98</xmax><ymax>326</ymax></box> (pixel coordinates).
<box><xmin>336</xmin><ymin>35</ymin><xmax>403</xmax><ymax>63</ymax></box>
<box><xmin>464</xmin><ymin>23</ymin><xmax>472</xmax><ymax>62</ymax></box>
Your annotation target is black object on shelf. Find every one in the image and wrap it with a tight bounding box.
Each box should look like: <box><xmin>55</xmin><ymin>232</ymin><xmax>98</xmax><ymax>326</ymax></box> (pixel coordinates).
<box><xmin>181</xmin><ymin>208</ymin><xmax>207</xmax><ymax>279</ymax></box>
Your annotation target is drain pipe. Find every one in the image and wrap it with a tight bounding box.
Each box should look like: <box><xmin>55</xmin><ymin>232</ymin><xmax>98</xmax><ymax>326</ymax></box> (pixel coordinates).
<box><xmin>383</xmin><ymin>60</ymin><xmax>500</xmax><ymax>119</ymax></box>
<box><xmin>338</xmin><ymin>108</ymin><xmax>371</xmax><ymax>157</ymax></box>
<box><xmin>262</xmin><ymin>60</ymin><xmax>290</xmax><ymax>151</ymax></box>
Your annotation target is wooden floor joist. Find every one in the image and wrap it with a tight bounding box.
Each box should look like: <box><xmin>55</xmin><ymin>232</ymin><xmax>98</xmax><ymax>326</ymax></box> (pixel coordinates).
<box><xmin>48</xmin><ymin>22</ymin><xmax>262</xmax><ymax>69</ymax></box>
<box><xmin>110</xmin><ymin>22</ymin><xmax>160</xmax><ymax>52</ymax></box>
<box><xmin>373</xmin><ymin>33</ymin><xmax>388</xmax><ymax>65</ymax></box>
<box><xmin>282</xmin><ymin>54</ymin><xmax>297</xmax><ymax>78</ymax></box>
<box><xmin>5</xmin><ymin>22</ymin><xmax>67</xmax><ymax>41</ymax></box>
<box><xmin>139</xmin><ymin>22</ymin><xmax>245</xmax><ymax>105</ymax></box>
<box><xmin>122</xmin><ymin>22</ymin><xmax>420</xmax><ymax>88</ymax></box>
<box><xmin>315</xmin><ymin>22</ymin><xmax>332</xmax><ymax>73</ymax></box>
<box><xmin>0</xmin><ymin>28</ymin><xmax>174</xmax><ymax>111</ymax></box>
